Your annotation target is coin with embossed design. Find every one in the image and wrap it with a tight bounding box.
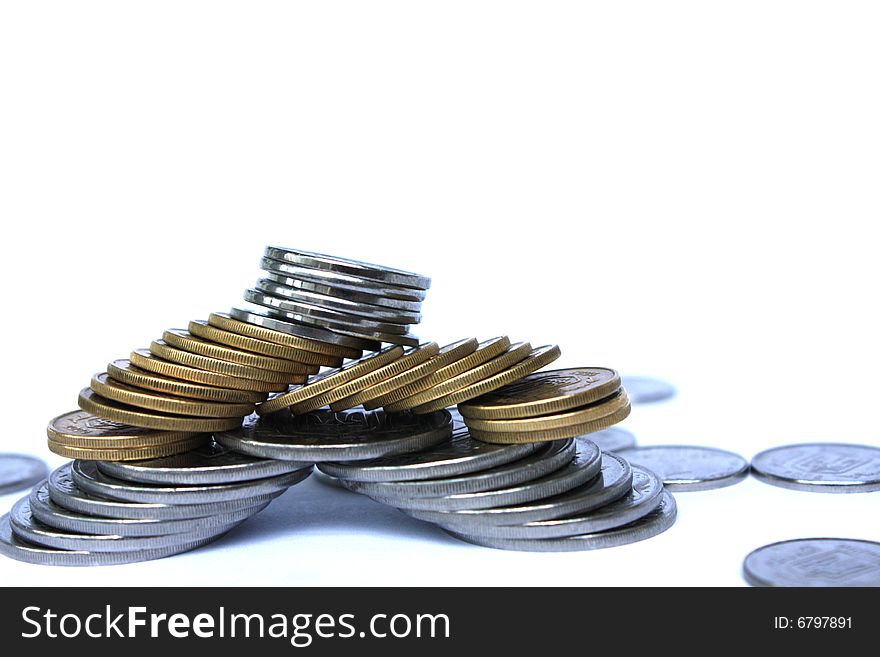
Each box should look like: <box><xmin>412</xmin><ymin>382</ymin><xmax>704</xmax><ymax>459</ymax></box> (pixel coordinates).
<box><xmin>743</xmin><ymin>538</ymin><xmax>880</xmax><ymax>587</ymax></box>
<box><xmin>750</xmin><ymin>443</ymin><xmax>880</xmax><ymax>493</ymax></box>
<box><xmin>618</xmin><ymin>445</ymin><xmax>749</xmax><ymax>492</ymax></box>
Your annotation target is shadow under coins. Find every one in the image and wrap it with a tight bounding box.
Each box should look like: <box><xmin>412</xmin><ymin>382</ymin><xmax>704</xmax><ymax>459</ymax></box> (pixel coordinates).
<box><xmin>205</xmin><ymin>475</ymin><xmax>463</xmax><ymax>550</ymax></box>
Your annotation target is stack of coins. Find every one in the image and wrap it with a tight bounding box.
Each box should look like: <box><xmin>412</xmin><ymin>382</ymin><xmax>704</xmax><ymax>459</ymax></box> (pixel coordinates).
<box><xmin>237</xmin><ymin>246</ymin><xmax>430</xmax><ymax>348</ymax></box>
<box><xmin>457</xmin><ymin>367</ymin><xmax>631</xmax><ymax>443</ymax></box>
<box><xmin>0</xmin><ymin>441</ymin><xmax>312</xmax><ymax>566</ymax></box>
<box><xmin>319</xmin><ymin>411</ymin><xmax>676</xmax><ymax>552</ymax></box>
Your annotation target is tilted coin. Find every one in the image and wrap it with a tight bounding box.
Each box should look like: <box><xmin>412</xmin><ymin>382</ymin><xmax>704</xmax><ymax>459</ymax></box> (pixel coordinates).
<box><xmin>90</xmin><ymin>372</ymin><xmax>255</xmax><ymax>418</ymax></box>
<box><xmin>750</xmin><ymin>443</ymin><xmax>880</xmax><ymax>493</ymax></box>
<box><xmin>457</xmin><ymin>465</ymin><xmax>664</xmax><ymax>539</ymax></box>
<box><xmin>617</xmin><ymin>445</ymin><xmax>749</xmax><ymax>492</ymax></box>
<box><xmin>107</xmin><ymin>359</ymin><xmax>268</xmax><ymax>404</ymax></box>
<box><xmin>216</xmin><ymin>409</ymin><xmax>452</xmax><ymax>462</ymax></box>
<box><xmin>78</xmin><ymin>388</ymin><xmax>244</xmax><ymax>433</ymax></box>
<box><xmin>447</xmin><ymin>490</ymin><xmax>676</xmax><ymax>552</ymax></box>
<box><xmin>162</xmin><ymin>329</ymin><xmax>318</xmax><ymax>374</ymax></box>
<box><xmin>188</xmin><ymin>320</ymin><xmax>343</xmax><ymax>367</ymax></box>
<box><xmin>130</xmin><ymin>349</ymin><xmax>290</xmax><ymax>393</ymax></box>
<box><xmin>70</xmin><ymin>459</ymin><xmax>311</xmax><ymax>504</ymax></box>
<box><xmin>208</xmin><ymin>312</ymin><xmax>361</xmax><ymax>359</ymax></box>
<box><xmin>469</xmin><ymin>403</ymin><xmax>632</xmax><ymax>444</ymax></box>
<box><xmin>621</xmin><ymin>376</ymin><xmax>676</xmax><ymax>404</ymax></box>
<box><xmin>149</xmin><ymin>339</ymin><xmax>300</xmax><ymax>384</ymax></box>
<box><xmin>257</xmin><ymin>346</ymin><xmax>404</xmax><ymax>415</ymax></box>
<box><xmin>47</xmin><ymin>410</ymin><xmax>200</xmax><ymax>449</ymax></box>
<box><xmin>322</xmin><ymin>326</ymin><xmax>421</xmax><ymax>348</ymax></box>
<box><xmin>0</xmin><ymin>454</ymin><xmax>48</xmax><ymax>495</ymax></box>
<box><xmin>47</xmin><ymin>435</ymin><xmax>208</xmax><ymax>461</ymax></box>
<box><xmin>230</xmin><ymin>307</ymin><xmax>381</xmax><ymax>351</ymax></box>
<box><xmin>413</xmin><ymin>345</ymin><xmax>564</xmax><ymax>414</ymax></box>
<box><xmin>590</xmin><ymin>427</ymin><xmax>637</xmax><ymax>453</ymax></box>
<box><xmin>97</xmin><ymin>440</ymin><xmax>311</xmax><ymax>485</ymax></box>
<box><xmin>459</xmin><ymin>367</ymin><xmax>622</xmax><ymax>420</ymax></box>
<box><xmin>743</xmin><ymin>538</ymin><xmax>880</xmax><ymax>587</ymax></box>
<box><xmin>265</xmin><ymin>246</ymin><xmax>431</xmax><ymax>290</ymax></box>
<box><xmin>261</xmin><ymin>269</ymin><xmax>423</xmax><ymax>311</ymax></box>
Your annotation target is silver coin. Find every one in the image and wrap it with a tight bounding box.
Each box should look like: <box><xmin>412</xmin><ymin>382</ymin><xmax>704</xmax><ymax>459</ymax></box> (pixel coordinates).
<box><xmin>29</xmin><ymin>481</ymin><xmax>269</xmax><ymax>537</ymax></box>
<box><xmin>365</xmin><ymin>438</ymin><xmax>599</xmax><ymax>511</ymax></box>
<box><xmin>312</xmin><ymin>470</ymin><xmax>353</xmax><ymax>491</ymax></box>
<box><xmin>261</xmin><ymin>258</ymin><xmax>427</xmax><ymax>302</ymax></box>
<box><xmin>0</xmin><ymin>513</ymin><xmax>227</xmax><ymax>567</ymax></box>
<box><xmin>317</xmin><ymin>410</ymin><xmax>541</xmax><ymax>482</ymax></box>
<box><xmin>328</xmin><ymin>326</ymin><xmax>421</xmax><ymax>348</ymax></box>
<box><xmin>447</xmin><ymin>490</ymin><xmax>676</xmax><ymax>552</ymax></box>
<box><xmin>457</xmin><ymin>465</ymin><xmax>664</xmax><ymax>539</ymax></box>
<box><xmin>750</xmin><ymin>443</ymin><xmax>880</xmax><ymax>493</ymax></box>
<box><xmin>257</xmin><ymin>278</ymin><xmax>421</xmax><ymax>324</ymax></box>
<box><xmin>590</xmin><ymin>427</ymin><xmax>637</xmax><ymax>453</ymax></box>
<box><xmin>621</xmin><ymin>376</ymin><xmax>676</xmax><ymax>404</ymax></box>
<box><xmin>407</xmin><ymin>451</ymin><xmax>633</xmax><ymax>528</ymax></box>
<box><xmin>342</xmin><ymin>439</ymin><xmax>575</xmax><ymax>498</ymax></box>
<box><xmin>245</xmin><ymin>289</ymin><xmax>410</xmax><ymax>335</ymax></box>
<box><xmin>0</xmin><ymin>453</ymin><xmax>48</xmax><ymax>495</ymax></box>
<box><xmin>10</xmin><ymin>498</ymin><xmax>240</xmax><ymax>552</ymax></box>
<box><xmin>261</xmin><ymin>269</ymin><xmax>423</xmax><ymax>311</ymax></box>
<box><xmin>264</xmin><ymin>246</ymin><xmax>431</xmax><ymax>290</ymax></box>
<box><xmin>217</xmin><ymin>409</ymin><xmax>451</xmax><ymax>462</ymax></box>
<box><xmin>743</xmin><ymin>538</ymin><xmax>880</xmax><ymax>587</ymax></box>
<box><xmin>617</xmin><ymin>445</ymin><xmax>749</xmax><ymax>491</ymax></box>
<box><xmin>229</xmin><ymin>307</ymin><xmax>380</xmax><ymax>350</ymax></box>
<box><xmin>96</xmin><ymin>440</ymin><xmax>311</xmax><ymax>485</ymax></box>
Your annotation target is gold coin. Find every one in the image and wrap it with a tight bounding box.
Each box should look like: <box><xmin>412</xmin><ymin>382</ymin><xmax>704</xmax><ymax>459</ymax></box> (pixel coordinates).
<box><xmin>130</xmin><ymin>349</ymin><xmax>291</xmax><ymax>393</ymax></box>
<box><xmin>462</xmin><ymin>388</ymin><xmax>628</xmax><ymax>432</ymax></box>
<box><xmin>458</xmin><ymin>367</ymin><xmax>622</xmax><ymax>420</ymax></box>
<box><xmin>162</xmin><ymin>329</ymin><xmax>319</xmax><ymax>375</ymax></box>
<box><xmin>47</xmin><ymin>410</ymin><xmax>199</xmax><ymax>449</ymax></box>
<box><xmin>189</xmin><ymin>320</ymin><xmax>343</xmax><ymax>368</ymax></box>
<box><xmin>78</xmin><ymin>388</ymin><xmax>245</xmax><ymax>432</ymax></box>
<box><xmin>208</xmin><ymin>312</ymin><xmax>361</xmax><ymax>359</ymax></box>
<box><xmin>47</xmin><ymin>435</ymin><xmax>209</xmax><ymax>461</ymax></box>
<box><xmin>469</xmin><ymin>402</ymin><xmax>631</xmax><ymax>444</ymax></box>
<box><xmin>412</xmin><ymin>344</ymin><xmax>562</xmax><ymax>414</ymax></box>
<box><xmin>150</xmin><ymin>340</ymin><xmax>299</xmax><ymax>384</ymax></box>
<box><xmin>91</xmin><ymin>372</ymin><xmax>256</xmax><ymax>418</ymax></box>
<box><xmin>107</xmin><ymin>359</ymin><xmax>267</xmax><ymax>404</ymax></box>
<box><xmin>383</xmin><ymin>341</ymin><xmax>530</xmax><ymax>412</ymax></box>
<box><xmin>297</xmin><ymin>342</ymin><xmax>439</xmax><ymax>413</ymax></box>
<box><xmin>257</xmin><ymin>346</ymin><xmax>404</xmax><ymax>415</ymax></box>
<box><xmin>378</xmin><ymin>337</ymin><xmax>508</xmax><ymax>410</ymax></box>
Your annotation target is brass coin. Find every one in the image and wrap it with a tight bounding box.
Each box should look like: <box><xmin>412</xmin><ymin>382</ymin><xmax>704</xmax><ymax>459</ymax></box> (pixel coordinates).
<box><xmin>47</xmin><ymin>435</ymin><xmax>208</xmax><ymax>461</ymax></box>
<box><xmin>107</xmin><ymin>359</ymin><xmax>267</xmax><ymax>404</ymax></box>
<box><xmin>78</xmin><ymin>388</ymin><xmax>245</xmax><ymax>432</ymax></box>
<box><xmin>162</xmin><ymin>329</ymin><xmax>318</xmax><ymax>375</ymax></box>
<box><xmin>469</xmin><ymin>403</ymin><xmax>632</xmax><ymax>444</ymax></box>
<box><xmin>149</xmin><ymin>340</ymin><xmax>298</xmax><ymax>384</ymax></box>
<box><xmin>378</xmin><ymin>337</ymin><xmax>509</xmax><ymax>410</ymax></box>
<box><xmin>188</xmin><ymin>320</ymin><xmax>343</xmax><ymax>368</ymax></box>
<box><xmin>208</xmin><ymin>312</ymin><xmax>361</xmax><ymax>359</ymax></box>
<box><xmin>47</xmin><ymin>410</ymin><xmax>199</xmax><ymax>449</ymax></box>
<box><xmin>130</xmin><ymin>349</ymin><xmax>291</xmax><ymax>393</ymax></box>
<box><xmin>458</xmin><ymin>367</ymin><xmax>622</xmax><ymax>420</ymax></box>
<box><xmin>257</xmin><ymin>346</ymin><xmax>404</xmax><ymax>415</ymax></box>
<box><xmin>297</xmin><ymin>342</ymin><xmax>439</xmax><ymax>413</ymax></box>
<box><xmin>90</xmin><ymin>372</ymin><xmax>255</xmax><ymax>418</ymax></box>
<box><xmin>412</xmin><ymin>344</ymin><xmax>562</xmax><ymax>414</ymax></box>
<box><xmin>384</xmin><ymin>341</ymin><xmax>531</xmax><ymax>412</ymax></box>
<box><xmin>463</xmin><ymin>389</ymin><xmax>629</xmax><ymax>432</ymax></box>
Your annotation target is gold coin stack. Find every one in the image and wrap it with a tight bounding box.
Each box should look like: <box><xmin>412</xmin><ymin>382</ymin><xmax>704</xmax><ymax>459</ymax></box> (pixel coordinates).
<box><xmin>457</xmin><ymin>367</ymin><xmax>631</xmax><ymax>444</ymax></box>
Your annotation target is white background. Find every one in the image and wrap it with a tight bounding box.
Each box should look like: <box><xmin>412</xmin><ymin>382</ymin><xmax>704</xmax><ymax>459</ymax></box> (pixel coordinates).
<box><xmin>1</xmin><ymin>1</ymin><xmax>878</xmax><ymax>587</ymax></box>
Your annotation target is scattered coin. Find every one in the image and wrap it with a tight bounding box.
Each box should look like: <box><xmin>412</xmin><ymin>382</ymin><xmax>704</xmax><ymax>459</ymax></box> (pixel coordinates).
<box><xmin>621</xmin><ymin>376</ymin><xmax>676</xmax><ymax>404</ymax></box>
<box><xmin>589</xmin><ymin>427</ymin><xmax>637</xmax><ymax>453</ymax></box>
<box><xmin>743</xmin><ymin>538</ymin><xmax>880</xmax><ymax>587</ymax></box>
<box><xmin>0</xmin><ymin>454</ymin><xmax>48</xmax><ymax>496</ymax></box>
<box><xmin>751</xmin><ymin>443</ymin><xmax>880</xmax><ymax>493</ymax></box>
<box><xmin>617</xmin><ymin>445</ymin><xmax>749</xmax><ymax>492</ymax></box>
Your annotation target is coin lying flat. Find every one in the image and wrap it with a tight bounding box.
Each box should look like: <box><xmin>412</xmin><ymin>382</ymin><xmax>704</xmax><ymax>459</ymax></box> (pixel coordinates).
<box><xmin>621</xmin><ymin>376</ymin><xmax>676</xmax><ymax>404</ymax></box>
<box><xmin>743</xmin><ymin>538</ymin><xmax>880</xmax><ymax>587</ymax></box>
<box><xmin>459</xmin><ymin>367</ymin><xmax>622</xmax><ymax>420</ymax></box>
<box><xmin>469</xmin><ymin>403</ymin><xmax>631</xmax><ymax>444</ymax></box>
<box><xmin>0</xmin><ymin>454</ymin><xmax>48</xmax><ymax>495</ymax></box>
<box><xmin>230</xmin><ymin>307</ymin><xmax>381</xmax><ymax>351</ymax></box>
<box><xmin>107</xmin><ymin>360</ymin><xmax>268</xmax><ymax>404</ymax></box>
<box><xmin>261</xmin><ymin>270</ymin><xmax>423</xmax><ymax>311</ymax></box>
<box><xmin>47</xmin><ymin>410</ymin><xmax>200</xmax><ymax>449</ymax></box>
<box><xmin>162</xmin><ymin>329</ymin><xmax>318</xmax><ymax>374</ymax></box>
<box><xmin>617</xmin><ymin>445</ymin><xmax>749</xmax><ymax>492</ymax></box>
<box><xmin>96</xmin><ymin>440</ymin><xmax>310</xmax><ymax>485</ymax></box>
<box><xmin>217</xmin><ymin>409</ymin><xmax>452</xmax><ymax>462</ymax></box>
<box><xmin>590</xmin><ymin>427</ymin><xmax>637</xmax><ymax>453</ymax></box>
<box><xmin>750</xmin><ymin>443</ymin><xmax>880</xmax><ymax>493</ymax></box>
<box><xmin>130</xmin><ymin>349</ymin><xmax>289</xmax><ymax>393</ymax></box>
<box><xmin>447</xmin><ymin>490</ymin><xmax>676</xmax><ymax>552</ymax></box>
<box><xmin>47</xmin><ymin>435</ymin><xmax>208</xmax><ymax>461</ymax></box>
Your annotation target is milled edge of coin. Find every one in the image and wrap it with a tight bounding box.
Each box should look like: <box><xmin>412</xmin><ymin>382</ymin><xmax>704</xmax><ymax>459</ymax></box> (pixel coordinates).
<box><xmin>470</xmin><ymin>403</ymin><xmax>632</xmax><ymax>444</ymax></box>
<box><xmin>47</xmin><ymin>435</ymin><xmax>209</xmax><ymax>461</ymax></box>
<box><xmin>209</xmin><ymin>312</ymin><xmax>361</xmax><ymax>358</ymax></box>
<box><xmin>149</xmin><ymin>339</ymin><xmax>298</xmax><ymax>384</ymax></box>
<box><xmin>130</xmin><ymin>349</ymin><xmax>291</xmax><ymax>393</ymax></box>
<box><xmin>230</xmin><ymin>307</ymin><xmax>381</xmax><ymax>351</ymax></box>
<box><xmin>47</xmin><ymin>410</ymin><xmax>199</xmax><ymax>449</ymax></box>
<box><xmin>261</xmin><ymin>270</ymin><xmax>424</xmax><ymax>311</ymax></box>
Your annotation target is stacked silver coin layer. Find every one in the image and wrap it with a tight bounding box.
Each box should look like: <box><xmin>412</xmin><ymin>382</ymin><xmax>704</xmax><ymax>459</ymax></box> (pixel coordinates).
<box><xmin>317</xmin><ymin>411</ymin><xmax>677</xmax><ymax>551</ymax></box>
<box><xmin>0</xmin><ymin>442</ymin><xmax>313</xmax><ymax>566</ymax></box>
<box><xmin>233</xmin><ymin>246</ymin><xmax>430</xmax><ymax>349</ymax></box>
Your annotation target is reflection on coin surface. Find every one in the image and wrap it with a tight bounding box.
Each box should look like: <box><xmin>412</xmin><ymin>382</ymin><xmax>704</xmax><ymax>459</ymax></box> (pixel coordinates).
<box><xmin>750</xmin><ymin>443</ymin><xmax>880</xmax><ymax>493</ymax></box>
<box><xmin>743</xmin><ymin>538</ymin><xmax>880</xmax><ymax>587</ymax></box>
<box><xmin>0</xmin><ymin>454</ymin><xmax>48</xmax><ymax>495</ymax></box>
<box><xmin>621</xmin><ymin>376</ymin><xmax>676</xmax><ymax>404</ymax></box>
<box><xmin>617</xmin><ymin>445</ymin><xmax>749</xmax><ymax>491</ymax></box>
